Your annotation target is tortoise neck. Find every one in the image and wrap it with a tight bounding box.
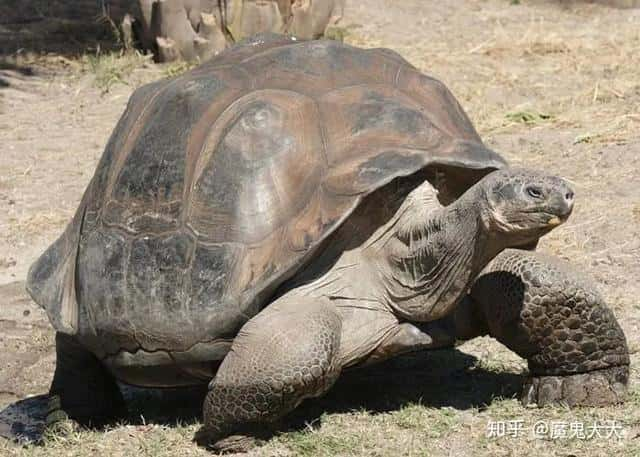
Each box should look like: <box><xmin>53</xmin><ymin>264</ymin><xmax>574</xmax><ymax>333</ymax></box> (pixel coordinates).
<box><xmin>378</xmin><ymin>181</ymin><xmax>502</xmax><ymax>322</ymax></box>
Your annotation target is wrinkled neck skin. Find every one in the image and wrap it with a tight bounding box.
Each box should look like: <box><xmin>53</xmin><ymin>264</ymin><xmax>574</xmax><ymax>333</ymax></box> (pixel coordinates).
<box><xmin>370</xmin><ymin>182</ymin><xmax>505</xmax><ymax>323</ymax></box>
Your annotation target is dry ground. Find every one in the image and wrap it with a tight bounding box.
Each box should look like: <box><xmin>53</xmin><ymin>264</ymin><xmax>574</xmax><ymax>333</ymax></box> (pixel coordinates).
<box><xmin>1</xmin><ymin>0</ymin><xmax>639</xmax><ymax>456</ymax></box>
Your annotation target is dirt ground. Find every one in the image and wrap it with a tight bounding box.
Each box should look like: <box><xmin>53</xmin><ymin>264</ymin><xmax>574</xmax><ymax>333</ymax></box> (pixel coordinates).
<box><xmin>1</xmin><ymin>0</ymin><xmax>639</xmax><ymax>456</ymax></box>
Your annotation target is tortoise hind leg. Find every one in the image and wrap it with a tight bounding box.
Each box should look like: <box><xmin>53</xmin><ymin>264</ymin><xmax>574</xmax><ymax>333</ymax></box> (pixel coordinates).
<box><xmin>47</xmin><ymin>332</ymin><xmax>126</xmax><ymax>430</ymax></box>
<box><xmin>196</xmin><ymin>296</ymin><xmax>342</xmax><ymax>453</ymax></box>
<box><xmin>458</xmin><ymin>249</ymin><xmax>629</xmax><ymax>407</ymax></box>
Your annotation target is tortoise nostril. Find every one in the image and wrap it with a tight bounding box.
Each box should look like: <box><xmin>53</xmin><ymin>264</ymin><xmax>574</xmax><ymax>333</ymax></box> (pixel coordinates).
<box><xmin>561</xmin><ymin>190</ymin><xmax>575</xmax><ymax>216</ymax></box>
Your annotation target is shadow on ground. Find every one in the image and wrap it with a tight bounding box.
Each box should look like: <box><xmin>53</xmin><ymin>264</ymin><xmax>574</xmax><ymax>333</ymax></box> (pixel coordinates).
<box><xmin>0</xmin><ymin>348</ymin><xmax>524</xmax><ymax>444</ymax></box>
<box><xmin>0</xmin><ymin>0</ymin><xmax>125</xmax><ymax>60</ymax></box>
<box><xmin>287</xmin><ymin>349</ymin><xmax>523</xmax><ymax>431</ymax></box>
<box><xmin>0</xmin><ymin>1</ymin><xmax>126</xmax><ymax>90</ymax></box>
<box><xmin>0</xmin><ymin>61</ymin><xmax>36</xmax><ymax>88</ymax></box>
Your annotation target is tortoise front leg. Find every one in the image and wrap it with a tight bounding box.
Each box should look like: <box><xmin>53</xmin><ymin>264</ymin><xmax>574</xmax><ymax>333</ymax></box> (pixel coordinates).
<box><xmin>458</xmin><ymin>248</ymin><xmax>629</xmax><ymax>407</ymax></box>
<box><xmin>196</xmin><ymin>296</ymin><xmax>343</xmax><ymax>453</ymax></box>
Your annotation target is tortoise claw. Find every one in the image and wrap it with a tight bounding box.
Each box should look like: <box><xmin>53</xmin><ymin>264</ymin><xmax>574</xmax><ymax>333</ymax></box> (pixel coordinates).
<box><xmin>211</xmin><ymin>434</ymin><xmax>263</xmax><ymax>454</ymax></box>
<box><xmin>521</xmin><ymin>365</ymin><xmax>629</xmax><ymax>407</ymax></box>
<box><xmin>43</xmin><ymin>394</ymin><xmax>80</xmax><ymax>438</ymax></box>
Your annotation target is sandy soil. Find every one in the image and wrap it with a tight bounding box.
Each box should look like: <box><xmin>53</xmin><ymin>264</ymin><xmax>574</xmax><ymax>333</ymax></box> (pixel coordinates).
<box><xmin>0</xmin><ymin>0</ymin><xmax>639</xmax><ymax>456</ymax></box>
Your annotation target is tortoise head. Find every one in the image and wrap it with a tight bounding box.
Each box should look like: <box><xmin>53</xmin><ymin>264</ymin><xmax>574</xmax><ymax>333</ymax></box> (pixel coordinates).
<box><xmin>478</xmin><ymin>168</ymin><xmax>574</xmax><ymax>244</ymax></box>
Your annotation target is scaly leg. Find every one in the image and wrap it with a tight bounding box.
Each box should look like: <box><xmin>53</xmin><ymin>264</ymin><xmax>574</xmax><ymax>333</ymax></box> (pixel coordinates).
<box><xmin>196</xmin><ymin>296</ymin><xmax>342</xmax><ymax>452</ymax></box>
<box><xmin>47</xmin><ymin>333</ymin><xmax>126</xmax><ymax>429</ymax></box>
<box><xmin>457</xmin><ymin>248</ymin><xmax>629</xmax><ymax>406</ymax></box>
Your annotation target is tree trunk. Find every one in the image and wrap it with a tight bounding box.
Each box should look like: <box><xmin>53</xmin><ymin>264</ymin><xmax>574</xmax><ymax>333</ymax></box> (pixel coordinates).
<box><xmin>151</xmin><ymin>0</ymin><xmax>199</xmax><ymax>61</ymax></box>
<box><xmin>117</xmin><ymin>0</ymin><xmax>345</xmax><ymax>63</ymax></box>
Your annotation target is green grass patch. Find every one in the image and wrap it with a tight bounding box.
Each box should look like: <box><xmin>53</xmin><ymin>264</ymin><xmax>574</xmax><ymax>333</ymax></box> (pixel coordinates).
<box><xmin>82</xmin><ymin>49</ymin><xmax>151</xmax><ymax>93</ymax></box>
<box><xmin>573</xmin><ymin>132</ymin><xmax>598</xmax><ymax>144</ymax></box>
<box><xmin>279</xmin><ymin>428</ymin><xmax>364</xmax><ymax>456</ymax></box>
<box><xmin>505</xmin><ymin>109</ymin><xmax>553</xmax><ymax>125</ymax></box>
<box><xmin>325</xmin><ymin>24</ymin><xmax>363</xmax><ymax>42</ymax></box>
<box><xmin>162</xmin><ymin>60</ymin><xmax>199</xmax><ymax>79</ymax></box>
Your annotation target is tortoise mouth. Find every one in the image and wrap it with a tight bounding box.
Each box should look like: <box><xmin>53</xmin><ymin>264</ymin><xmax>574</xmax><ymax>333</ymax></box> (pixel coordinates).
<box><xmin>545</xmin><ymin>213</ymin><xmax>570</xmax><ymax>227</ymax></box>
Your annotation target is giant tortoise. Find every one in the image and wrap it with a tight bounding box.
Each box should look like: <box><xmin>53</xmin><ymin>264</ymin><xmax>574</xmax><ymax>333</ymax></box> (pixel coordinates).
<box><xmin>27</xmin><ymin>34</ymin><xmax>629</xmax><ymax>451</ymax></box>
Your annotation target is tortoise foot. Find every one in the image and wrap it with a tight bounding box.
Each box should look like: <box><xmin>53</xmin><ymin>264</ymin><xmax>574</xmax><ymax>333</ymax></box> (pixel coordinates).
<box><xmin>48</xmin><ymin>333</ymin><xmax>127</xmax><ymax>430</ymax></box>
<box><xmin>194</xmin><ymin>426</ymin><xmax>273</xmax><ymax>454</ymax></box>
<box><xmin>43</xmin><ymin>395</ymin><xmax>80</xmax><ymax>438</ymax></box>
<box><xmin>211</xmin><ymin>434</ymin><xmax>263</xmax><ymax>454</ymax></box>
<box><xmin>521</xmin><ymin>365</ymin><xmax>629</xmax><ymax>407</ymax></box>
<box><xmin>44</xmin><ymin>392</ymin><xmax>123</xmax><ymax>436</ymax></box>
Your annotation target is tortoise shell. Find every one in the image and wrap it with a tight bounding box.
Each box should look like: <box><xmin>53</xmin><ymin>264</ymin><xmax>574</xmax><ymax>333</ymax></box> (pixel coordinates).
<box><xmin>27</xmin><ymin>34</ymin><xmax>506</xmax><ymax>363</ymax></box>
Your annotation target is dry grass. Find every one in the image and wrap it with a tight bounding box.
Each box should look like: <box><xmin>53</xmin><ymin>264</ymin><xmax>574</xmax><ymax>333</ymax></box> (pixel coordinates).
<box><xmin>1</xmin><ymin>350</ymin><xmax>639</xmax><ymax>456</ymax></box>
<box><xmin>346</xmin><ymin>0</ymin><xmax>640</xmax><ymax>143</ymax></box>
<box><xmin>82</xmin><ymin>49</ymin><xmax>152</xmax><ymax>93</ymax></box>
<box><xmin>162</xmin><ymin>60</ymin><xmax>199</xmax><ymax>79</ymax></box>
<box><xmin>3</xmin><ymin>212</ymin><xmax>70</xmax><ymax>241</ymax></box>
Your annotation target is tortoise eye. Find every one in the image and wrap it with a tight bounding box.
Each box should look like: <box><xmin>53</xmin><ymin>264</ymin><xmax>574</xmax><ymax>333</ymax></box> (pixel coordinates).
<box><xmin>526</xmin><ymin>186</ymin><xmax>543</xmax><ymax>199</ymax></box>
